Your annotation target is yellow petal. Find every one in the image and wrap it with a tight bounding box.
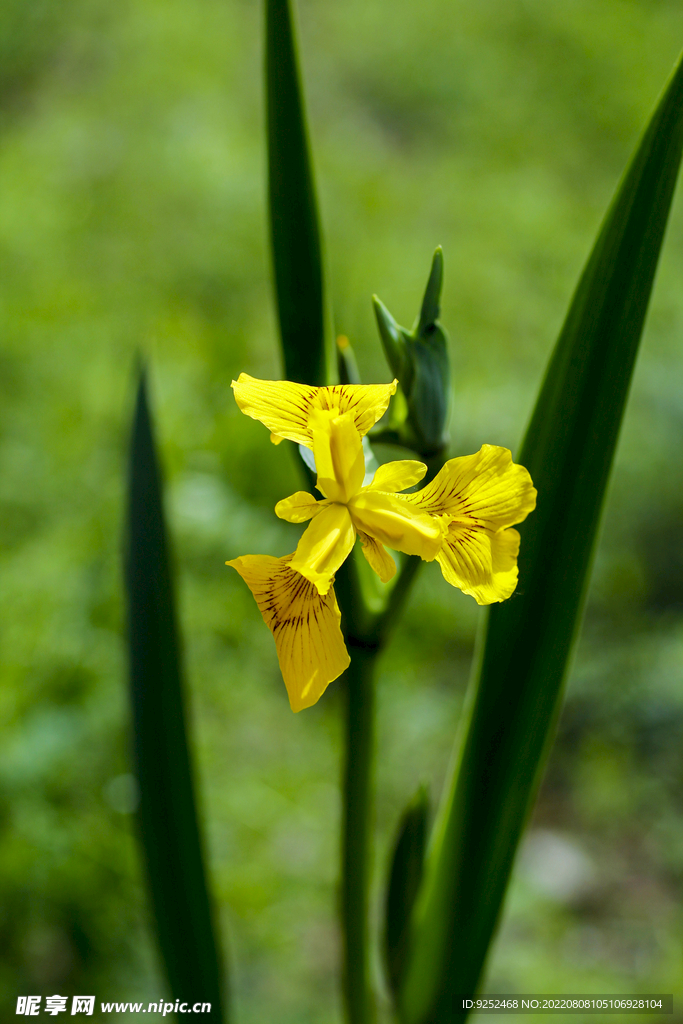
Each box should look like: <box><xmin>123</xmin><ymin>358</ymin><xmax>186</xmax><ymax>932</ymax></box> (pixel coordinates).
<box><xmin>349</xmin><ymin>490</ymin><xmax>445</xmax><ymax>561</ymax></box>
<box><xmin>232</xmin><ymin>375</ymin><xmax>316</xmax><ymax>445</ymax></box>
<box><xmin>231</xmin><ymin>373</ymin><xmax>397</xmax><ymax>447</ymax></box>
<box><xmin>275</xmin><ymin>491</ymin><xmax>327</xmax><ymax>523</ymax></box>
<box><xmin>358</xmin><ymin>531</ymin><xmax>397</xmax><ymax>583</ymax></box>
<box><xmin>312</xmin><ymin>380</ymin><xmax>397</xmax><ymax>437</ymax></box>
<box><xmin>367</xmin><ymin>459</ymin><xmax>427</xmax><ymax>493</ymax></box>
<box><xmin>289</xmin><ymin>503</ymin><xmax>356</xmax><ymax>595</ymax></box>
<box><xmin>436</xmin><ymin>522</ymin><xmax>520</xmax><ymax>604</ymax></box>
<box><xmin>310</xmin><ymin>409</ymin><xmax>366</xmax><ymax>503</ymax></box>
<box><xmin>407</xmin><ymin>444</ymin><xmax>536</xmax><ymax>529</ymax></box>
<box><xmin>227</xmin><ymin>554</ymin><xmax>350</xmax><ymax>711</ymax></box>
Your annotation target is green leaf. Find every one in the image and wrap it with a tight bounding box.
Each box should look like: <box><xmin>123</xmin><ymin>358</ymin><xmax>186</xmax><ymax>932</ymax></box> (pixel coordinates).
<box><xmin>125</xmin><ymin>370</ymin><xmax>227</xmax><ymax>1020</ymax></box>
<box><xmin>384</xmin><ymin>787</ymin><xmax>429</xmax><ymax>999</ymax></box>
<box><xmin>266</xmin><ymin>0</ymin><xmax>326</xmax><ymax>386</ymax></box>
<box><xmin>372</xmin><ymin>294</ymin><xmax>411</xmax><ymax>386</ymax></box>
<box><xmin>399</xmin><ymin>52</ymin><xmax>683</xmax><ymax>1024</ymax></box>
<box><xmin>415</xmin><ymin>247</ymin><xmax>443</xmax><ymax>337</ymax></box>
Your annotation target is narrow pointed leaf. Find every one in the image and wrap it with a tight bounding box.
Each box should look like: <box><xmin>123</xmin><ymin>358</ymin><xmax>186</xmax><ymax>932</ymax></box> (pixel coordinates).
<box><xmin>415</xmin><ymin>247</ymin><xmax>443</xmax><ymax>336</ymax></box>
<box><xmin>384</xmin><ymin>788</ymin><xmax>429</xmax><ymax>998</ymax></box>
<box><xmin>266</xmin><ymin>0</ymin><xmax>326</xmax><ymax>385</ymax></box>
<box><xmin>372</xmin><ymin>293</ymin><xmax>410</xmax><ymax>384</ymax></box>
<box><xmin>400</xmin><ymin>53</ymin><xmax>683</xmax><ymax>1023</ymax></box>
<box><xmin>125</xmin><ymin>371</ymin><xmax>226</xmax><ymax>1020</ymax></box>
<box><xmin>408</xmin><ymin>248</ymin><xmax>450</xmax><ymax>455</ymax></box>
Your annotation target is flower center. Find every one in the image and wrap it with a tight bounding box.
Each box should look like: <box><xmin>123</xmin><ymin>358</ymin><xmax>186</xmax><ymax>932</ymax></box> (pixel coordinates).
<box><xmin>310</xmin><ymin>409</ymin><xmax>367</xmax><ymax>505</ymax></box>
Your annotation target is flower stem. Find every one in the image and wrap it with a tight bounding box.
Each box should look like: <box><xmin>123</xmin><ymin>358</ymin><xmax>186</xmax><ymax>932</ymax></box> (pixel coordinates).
<box><xmin>341</xmin><ymin>642</ymin><xmax>377</xmax><ymax>1024</ymax></box>
<box><xmin>337</xmin><ymin>552</ymin><xmax>423</xmax><ymax>1024</ymax></box>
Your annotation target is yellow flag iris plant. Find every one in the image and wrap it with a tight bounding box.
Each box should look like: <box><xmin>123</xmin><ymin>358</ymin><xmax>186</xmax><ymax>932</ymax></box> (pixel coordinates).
<box><xmin>122</xmin><ymin>8</ymin><xmax>683</xmax><ymax>1016</ymax></box>
<box><xmin>227</xmin><ymin>373</ymin><xmax>536</xmax><ymax>712</ymax></box>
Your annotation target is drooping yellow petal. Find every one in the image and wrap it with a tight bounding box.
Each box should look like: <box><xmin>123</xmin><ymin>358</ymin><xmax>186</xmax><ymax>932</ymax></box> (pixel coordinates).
<box><xmin>357</xmin><ymin>531</ymin><xmax>397</xmax><ymax>583</ymax></box>
<box><xmin>366</xmin><ymin>459</ymin><xmax>427</xmax><ymax>493</ymax></box>
<box><xmin>436</xmin><ymin>522</ymin><xmax>520</xmax><ymax>604</ymax></box>
<box><xmin>349</xmin><ymin>490</ymin><xmax>445</xmax><ymax>561</ymax></box>
<box><xmin>231</xmin><ymin>373</ymin><xmax>397</xmax><ymax>447</ymax></box>
<box><xmin>275</xmin><ymin>491</ymin><xmax>327</xmax><ymax>523</ymax></box>
<box><xmin>406</xmin><ymin>444</ymin><xmax>536</xmax><ymax>529</ymax></box>
<box><xmin>310</xmin><ymin>409</ymin><xmax>366</xmax><ymax>503</ymax></box>
<box><xmin>226</xmin><ymin>554</ymin><xmax>350</xmax><ymax>712</ymax></box>
<box><xmin>289</xmin><ymin>503</ymin><xmax>356</xmax><ymax>595</ymax></box>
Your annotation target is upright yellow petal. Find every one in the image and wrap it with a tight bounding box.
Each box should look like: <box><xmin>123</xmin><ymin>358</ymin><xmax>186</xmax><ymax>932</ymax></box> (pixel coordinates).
<box><xmin>275</xmin><ymin>491</ymin><xmax>328</xmax><ymax>523</ymax></box>
<box><xmin>436</xmin><ymin>522</ymin><xmax>520</xmax><ymax>604</ymax></box>
<box><xmin>289</xmin><ymin>503</ymin><xmax>356</xmax><ymax>595</ymax></box>
<box><xmin>310</xmin><ymin>409</ymin><xmax>366</xmax><ymax>503</ymax></box>
<box><xmin>231</xmin><ymin>373</ymin><xmax>397</xmax><ymax>447</ymax></box>
<box><xmin>226</xmin><ymin>554</ymin><xmax>350</xmax><ymax>712</ymax></box>
<box><xmin>406</xmin><ymin>444</ymin><xmax>536</xmax><ymax>529</ymax></box>
<box><xmin>366</xmin><ymin>459</ymin><xmax>427</xmax><ymax>493</ymax></box>
<box><xmin>357</xmin><ymin>531</ymin><xmax>397</xmax><ymax>583</ymax></box>
<box><xmin>349</xmin><ymin>490</ymin><xmax>445</xmax><ymax>561</ymax></box>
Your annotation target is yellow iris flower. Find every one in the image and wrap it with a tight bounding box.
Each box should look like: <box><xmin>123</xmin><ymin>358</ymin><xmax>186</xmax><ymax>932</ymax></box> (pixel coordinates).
<box><xmin>227</xmin><ymin>375</ymin><xmax>536</xmax><ymax>712</ymax></box>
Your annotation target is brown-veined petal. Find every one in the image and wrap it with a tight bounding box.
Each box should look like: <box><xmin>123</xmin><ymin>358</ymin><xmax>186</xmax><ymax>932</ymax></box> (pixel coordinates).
<box><xmin>226</xmin><ymin>554</ymin><xmax>350</xmax><ymax>711</ymax></box>
<box><xmin>406</xmin><ymin>444</ymin><xmax>536</xmax><ymax>529</ymax></box>
<box><xmin>231</xmin><ymin>373</ymin><xmax>397</xmax><ymax>447</ymax></box>
<box><xmin>436</xmin><ymin>522</ymin><xmax>520</xmax><ymax>604</ymax></box>
<box><xmin>289</xmin><ymin>503</ymin><xmax>356</xmax><ymax>595</ymax></box>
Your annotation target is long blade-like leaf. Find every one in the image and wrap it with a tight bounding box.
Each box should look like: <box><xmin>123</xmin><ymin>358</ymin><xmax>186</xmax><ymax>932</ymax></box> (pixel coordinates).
<box><xmin>400</xmin><ymin>53</ymin><xmax>683</xmax><ymax>1023</ymax></box>
<box><xmin>266</xmin><ymin>0</ymin><xmax>326</xmax><ymax>386</ymax></box>
<box><xmin>384</xmin><ymin>788</ymin><xmax>429</xmax><ymax>999</ymax></box>
<box><xmin>125</xmin><ymin>371</ymin><xmax>226</xmax><ymax>1020</ymax></box>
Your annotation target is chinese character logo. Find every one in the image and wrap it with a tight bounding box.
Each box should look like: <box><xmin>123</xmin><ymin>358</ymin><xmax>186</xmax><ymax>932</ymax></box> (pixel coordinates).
<box><xmin>45</xmin><ymin>996</ymin><xmax>68</xmax><ymax>1015</ymax></box>
<box><xmin>16</xmin><ymin>996</ymin><xmax>41</xmax><ymax>1016</ymax></box>
<box><xmin>71</xmin><ymin>997</ymin><xmax>95</xmax><ymax>1016</ymax></box>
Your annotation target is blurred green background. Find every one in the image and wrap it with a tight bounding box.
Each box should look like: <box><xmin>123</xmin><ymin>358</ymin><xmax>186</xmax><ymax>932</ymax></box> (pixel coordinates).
<box><xmin>2</xmin><ymin>0</ymin><xmax>683</xmax><ymax>1020</ymax></box>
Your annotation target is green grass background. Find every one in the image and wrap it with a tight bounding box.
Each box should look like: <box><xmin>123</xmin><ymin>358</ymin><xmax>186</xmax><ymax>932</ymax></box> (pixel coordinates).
<box><xmin>2</xmin><ymin>0</ymin><xmax>683</xmax><ymax>1020</ymax></box>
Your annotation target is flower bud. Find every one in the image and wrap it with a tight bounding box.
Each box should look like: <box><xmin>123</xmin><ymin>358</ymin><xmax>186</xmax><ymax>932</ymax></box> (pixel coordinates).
<box><xmin>372</xmin><ymin>247</ymin><xmax>450</xmax><ymax>457</ymax></box>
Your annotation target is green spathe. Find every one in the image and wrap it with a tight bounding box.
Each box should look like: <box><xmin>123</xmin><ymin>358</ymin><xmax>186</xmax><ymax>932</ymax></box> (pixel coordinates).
<box><xmin>372</xmin><ymin>248</ymin><xmax>450</xmax><ymax>457</ymax></box>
